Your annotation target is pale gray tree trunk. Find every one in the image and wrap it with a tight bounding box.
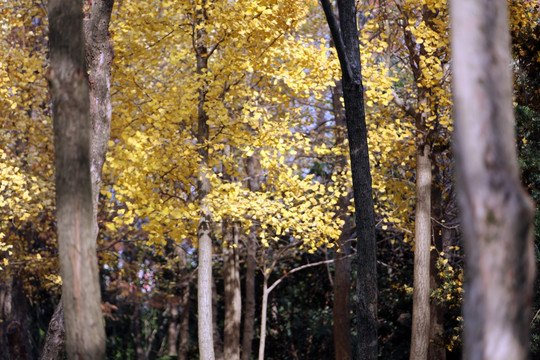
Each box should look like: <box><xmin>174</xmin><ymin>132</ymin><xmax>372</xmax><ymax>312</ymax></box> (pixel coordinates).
<box><xmin>410</xmin><ymin>145</ymin><xmax>432</xmax><ymax>360</ymax></box>
<box><xmin>86</xmin><ymin>0</ymin><xmax>115</xmax><ymax>242</ymax></box>
<box><xmin>194</xmin><ymin>12</ymin><xmax>215</xmax><ymax>358</ymax></box>
<box><xmin>48</xmin><ymin>0</ymin><xmax>106</xmax><ymax>357</ymax></box>
<box><xmin>450</xmin><ymin>0</ymin><xmax>536</xmax><ymax>359</ymax></box>
<box><xmin>258</xmin><ymin>277</ymin><xmax>270</xmax><ymax>360</ymax></box>
<box><xmin>168</xmin><ymin>303</ymin><xmax>179</xmax><ymax>357</ymax></box>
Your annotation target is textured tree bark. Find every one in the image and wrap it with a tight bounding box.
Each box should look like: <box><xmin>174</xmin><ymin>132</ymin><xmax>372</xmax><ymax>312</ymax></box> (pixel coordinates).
<box><xmin>450</xmin><ymin>1</ymin><xmax>536</xmax><ymax>359</ymax></box>
<box><xmin>48</xmin><ymin>0</ymin><xmax>106</xmax><ymax>358</ymax></box>
<box><xmin>42</xmin><ymin>2</ymin><xmax>114</xmax><ymax>358</ymax></box>
<box><xmin>40</xmin><ymin>301</ymin><xmax>65</xmax><ymax>360</ymax></box>
<box><xmin>85</xmin><ymin>0</ymin><xmax>115</xmax><ymax>243</ymax></box>
<box><xmin>332</xmin><ymin>81</ymin><xmax>352</xmax><ymax>360</ymax></box>
<box><xmin>410</xmin><ymin>145</ymin><xmax>432</xmax><ymax>360</ymax></box>
<box><xmin>321</xmin><ymin>1</ymin><xmax>378</xmax><ymax>358</ymax></box>
<box><xmin>223</xmin><ymin>221</ymin><xmax>241</xmax><ymax>360</ymax></box>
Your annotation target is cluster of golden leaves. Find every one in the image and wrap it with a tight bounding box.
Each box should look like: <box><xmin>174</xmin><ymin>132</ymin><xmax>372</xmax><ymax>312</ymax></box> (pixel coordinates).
<box><xmin>358</xmin><ymin>0</ymin><xmax>452</xmax><ymax>241</ymax></box>
<box><xmin>105</xmin><ymin>0</ymin><xmax>345</xmax><ymax>254</ymax></box>
<box><xmin>0</xmin><ymin>1</ymin><xmax>57</xmax><ymax>293</ymax></box>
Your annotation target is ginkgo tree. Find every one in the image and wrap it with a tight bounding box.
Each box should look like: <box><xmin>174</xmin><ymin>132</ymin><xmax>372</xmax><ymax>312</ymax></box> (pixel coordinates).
<box><xmin>105</xmin><ymin>0</ymin><xmax>346</xmax><ymax>359</ymax></box>
<box><xmin>356</xmin><ymin>0</ymin><xmax>456</xmax><ymax>358</ymax></box>
<box><xmin>0</xmin><ymin>2</ymin><xmax>60</xmax><ymax>356</ymax></box>
<box><xmin>3</xmin><ymin>0</ymin><xmax>539</xmax><ymax>358</ymax></box>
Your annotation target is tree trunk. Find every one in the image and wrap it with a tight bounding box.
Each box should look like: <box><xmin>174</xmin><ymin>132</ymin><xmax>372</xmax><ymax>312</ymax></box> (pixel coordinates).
<box><xmin>212</xmin><ymin>278</ymin><xmax>225</xmax><ymax>360</ymax></box>
<box><xmin>85</xmin><ymin>0</ymin><xmax>115</xmax><ymax>242</ymax></box>
<box><xmin>0</xmin><ymin>276</ymin><xmax>31</xmax><ymax>360</ymax></box>
<box><xmin>133</xmin><ymin>304</ymin><xmax>145</xmax><ymax>360</ymax></box>
<box><xmin>42</xmin><ymin>1</ymin><xmax>114</xmax><ymax>357</ymax></box>
<box><xmin>332</xmin><ymin>81</ymin><xmax>352</xmax><ymax>360</ymax></box>
<box><xmin>48</xmin><ymin>0</ymin><xmax>106</xmax><ymax>357</ymax></box>
<box><xmin>320</xmin><ymin>1</ymin><xmax>378</xmax><ymax>358</ymax></box>
<box><xmin>194</xmin><ymin>17</ymin><xmax>215</xmax><ymax>359</ymax></box>
<box><xmin>241</xmin><ymin>155</ymin><xmax>259</xmax><ymax>360</ymax></box>
<box><xmin>0</xmin><ymin>279</ymin><xmax>12</xmax><ymax>360</ymax></box>
<box><xmin>40</xmin><ymin>300</ymin><xmax>65</xmax><ymax>360</ymax></box>
<box><xmin>450</xmin><ymin>1</ymin><xmax>536</xmax><ymax>359</ymax></box>
<box><xmin>258</xmin><ymin>278</ymin><xmax>270</xmax><ymax>360</ymax></box>
<box><xmin>410</xmin><ymin>145</ymin><xmax>432</xmax><ymax>360</ymax></box>
<box><xmin>178</xmin><ymin>245</ymin><xmax>191</xmax><ymax>360</ymax></box>
<box><xmin>223</xmin><ymin>221</ymin><xmax>241</xmax><ymax>360</ymax></box>
<box><xmin>168</xmin><ymin>303</ymin><xmax>179</xmax><ymax>357</ymax></box>
<box><xmin>333</xmin><ymin>220</ymin><xmax>353</xmax><ymax>360</ymax></box>
<box><xmin>428</xmin><ymin>158</ymin><xmax>446</xmax><ymax>360</ymax></box>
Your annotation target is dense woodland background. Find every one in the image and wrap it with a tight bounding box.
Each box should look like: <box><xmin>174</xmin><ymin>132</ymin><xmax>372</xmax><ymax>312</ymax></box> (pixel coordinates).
<box><xmin>0</xmin><ymin>0</ymin><xmax>539</xmax><ymax>359</ymax></box>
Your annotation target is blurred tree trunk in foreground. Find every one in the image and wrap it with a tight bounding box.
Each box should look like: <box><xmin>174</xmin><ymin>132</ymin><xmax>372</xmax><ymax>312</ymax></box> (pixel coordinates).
<box><xmin>451</xmin><ymin>0</ymin><xmax>536</xmax><ymax>359</ymax></box>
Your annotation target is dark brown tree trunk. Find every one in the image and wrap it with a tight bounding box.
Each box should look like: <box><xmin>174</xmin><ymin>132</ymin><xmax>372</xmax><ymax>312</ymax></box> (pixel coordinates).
<box><xmin>332</xmin><ymin>81</ymin><xmax>352</xmax><ymax>360</ymax></box>
<box><xmin>0</xmin><ymin>280</ymin><xmax>12</xmax><ymax>360</ymax></box>
<box><xmin>0</xmin><ymin>277</ymin><xmax>31</xmax><ymax>360</ymax></box>
<box><xmin>241</xmin><ymin>155</ymin><xmax>259</xmax><ymax>360</ymax></box>
<box><xmin>321</xmin><ymin>1</ymin><xmax>378</xmax><ymax>358</ymax></box>
<box><xmin>212</xmin><ymin>279</ymin><xmax>224</xmax><ymax>360</ymax></box>
<box><xmin>223</xmin><ymin>221</ymin><xmax>241</xmax><ymax>360</ymax></box>
<box><xmin>48</xmin><ymin>0</ymin><xmax>106</xmax><ymax>357</ymax></box>
<box><xmin>178</xmin><ymin>246</ymin><xmax>191</xmax><ymax>360</ymax></box>
<box><xmin>133</xmin><ymin>304</ymin><xmax>145</xmax><ymax>360</ymax></box>
<box><xmin>42</xmin><ymin>1</ymin><xmax>115</xmax><ymax>357</ymax></box>
<box><xmin>428</xmin><ymin>158</ymin><xmax>446</xmax><ymax>360</ymax></box>
<box><xmin>451</xmin><ymin>0</ymin><xmax>536</xmax><ymax>359</ymax></box>
<box><xmin>333</xmin><ymin>219</ymin><xmax>353</xmax><ymax>360</ymax></box>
